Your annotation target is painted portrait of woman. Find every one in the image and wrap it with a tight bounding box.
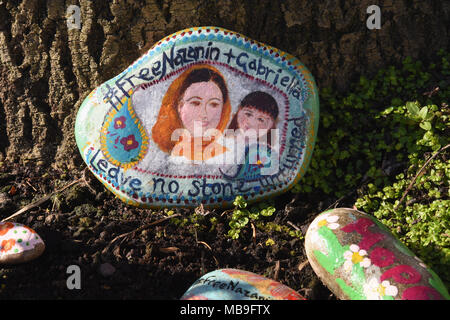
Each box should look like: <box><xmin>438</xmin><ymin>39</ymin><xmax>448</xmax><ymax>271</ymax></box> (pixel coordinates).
<box><xmin>151</xmin><ymin>64</ymin><xmax>232</xmax><ymax>164</ymax></box>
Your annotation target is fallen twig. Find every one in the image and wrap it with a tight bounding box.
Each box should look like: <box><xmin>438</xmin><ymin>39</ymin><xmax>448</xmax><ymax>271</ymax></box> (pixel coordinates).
<box><xmin>159</xmin><ymin>246</ymin><xmax>180</xmax><ymax>254</ymax></box>
<box><xmin>297</xmin><ymin>260</ymin><xmax>309</xmax><ymax>272</ymax></box>
<box><xmin>82</xmin><ymin>167</ymin><xmax>97</xmax><ymax>194</ymax></box>
<box><xmin>220</xmin><ymin>209</ymin><xmax>234</xmax><ymax>217</ymax></box>
<box><xmin>273</xmin><ymin>260</ymin><xmax>280</xmax><ymax>281</ymax></box>
<box><xmin>2</xmin><ymin>178</ymin><xmax>83</xmax><ymax>222</ymax></box>
<box><xmin>105</xmin><ymin>213</ymin><xmax>181</xmax><ymax>251</ymax></box>
<box><xmin>394</xmin><ymin>144</ymin><xmax>450</xmax><ymax>210</ymax></box>
<box><xmin>195</xmin><ymin>203</ymin><xmax>211</xmax><ymax>216</ymax></box>
<box><xmin>287</xmin><ymin>221</ymin><xmax>300</xmax><ymax>231</ymax></box>
<box><xmin>197</xmin><ymin>240</ymin><xmax>219</xmax><ymax>266</ymax></box>
<box><xmin>250</xmin><ymin>222</ymin><xmax>256</xmax><ymax>246</ymax></box>
<box><xmin>25</xmin><ymin>180</ymin><xmax>38</xmax><ymax>192</ymax></box>
<box><xmin>197</xmin><ymin>240</ymin><xmax>212</xmax><ymax>251</ymax></box>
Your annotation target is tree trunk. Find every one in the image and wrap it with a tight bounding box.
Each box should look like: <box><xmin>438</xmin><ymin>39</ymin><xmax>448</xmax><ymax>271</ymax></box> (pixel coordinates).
<box><xmin>0</xmin><ymin>0</ymin><xmax>448</xmax><ymax>168</ymax></box>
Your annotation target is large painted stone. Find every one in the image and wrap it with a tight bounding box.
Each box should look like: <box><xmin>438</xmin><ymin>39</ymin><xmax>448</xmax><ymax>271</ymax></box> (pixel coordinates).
<box><xmin>180</xmin><ymin>268</ymin><xmax>305</xmax><ymax>300</ymax></box>
<box><xmin>0</xmin><ymin>222</ymin><xmax>45</xmax><ymax>264</ymax></box>
<box><xmin>75</xmin><ymin>27</ymin><xmax>319</xmax><ymax>208</ymax></box>
<box><xmin>305</xmin><ymin>208</ymin><xmax>450</xmax><ymax>300</ymax></box>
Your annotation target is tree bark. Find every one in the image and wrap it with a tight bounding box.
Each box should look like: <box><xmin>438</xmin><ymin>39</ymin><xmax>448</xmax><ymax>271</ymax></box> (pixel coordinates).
<box><xmin>0</xmin><ymin>0</ymin><xmax>448</xmax><ymax>168</ymax></box>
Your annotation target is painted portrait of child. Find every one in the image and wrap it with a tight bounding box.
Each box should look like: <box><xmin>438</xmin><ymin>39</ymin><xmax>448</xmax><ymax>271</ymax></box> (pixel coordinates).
<box><xmin>220</xmin><ymin>91</ymin><xmax>280</xmax><ymax>182</ymax></box>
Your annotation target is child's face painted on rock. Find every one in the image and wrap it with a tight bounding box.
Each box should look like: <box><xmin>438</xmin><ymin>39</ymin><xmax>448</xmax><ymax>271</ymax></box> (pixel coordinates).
<box><xmin>178</xmin><ymin>81</ymin><xmax>224</xmax><ymax>137</ymax></box>
<box><xmin>237</xmin><ymin>106</ymin><xmax>274</xmax><ymax>137</ymax></box>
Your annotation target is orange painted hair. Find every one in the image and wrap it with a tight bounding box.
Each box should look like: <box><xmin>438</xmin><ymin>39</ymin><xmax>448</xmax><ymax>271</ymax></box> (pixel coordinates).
<box><xmin>151</xmin><ymin>64</ymin><xmax>231</xmax><ymax>153</ymax></box>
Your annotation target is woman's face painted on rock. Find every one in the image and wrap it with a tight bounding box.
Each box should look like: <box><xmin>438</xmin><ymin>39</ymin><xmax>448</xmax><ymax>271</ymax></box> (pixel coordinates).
<box><xmin>178</xmin><ymin>81</ymin><xmax>224</xmax><ymax>137</ymax></box>
<box><xmin>237</xmin><ymin>106</ymin><xmax>274</xmax><ymax>137</ymax></box>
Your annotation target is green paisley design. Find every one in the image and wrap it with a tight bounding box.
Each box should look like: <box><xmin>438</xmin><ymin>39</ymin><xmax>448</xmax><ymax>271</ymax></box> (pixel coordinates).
<box><xmin>350</xmin><ymin>264</ymin><xmax>365</xmax><ymax>295</ymax></box>
<box><xmin>314</xmin><ymin>225</ymin><xmax>392</xmax><ymax>300</ymax></box>
<box><xmin>335</xmin><ymin>278</ymin><xmax>365</xmax><ymax>300</ymax></box>
<box><xmin>313</xmin><ymin>226</ymin><xmax>349</xmax><ymax>275</ymax></box>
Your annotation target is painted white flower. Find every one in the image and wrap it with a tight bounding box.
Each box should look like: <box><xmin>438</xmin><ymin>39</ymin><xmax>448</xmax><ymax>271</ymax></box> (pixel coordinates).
<box><xmin>365</xmin><ymin>278</ymin><xmax>383</xmax><ymax>300</ymax></box>
<box><xmin>365</xmin><ymin>278</ymin><xmax>398</xmax><ymax>300</ymax></box>
<box><xmin>316</xmin><ymin>214</ymin><xmax>340</xmax><ymax>230</ymax></box>
<box><xmin>380</xmin><ymin>280</ymin><xmax>398</xmax><ymax>298</ymax></box>
<box><xmin>343</xmin><ymin>244</ymin><xmax>371</xmax><ymax>271</ymax></box>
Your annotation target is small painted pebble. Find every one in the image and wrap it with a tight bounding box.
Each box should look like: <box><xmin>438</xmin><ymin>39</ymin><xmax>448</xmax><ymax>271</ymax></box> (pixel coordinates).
<box><xmin>305</xmin><ymin>208</ymin><xmax>450</xmax><ymax>300</ymax></box>
<box><xmin>0</xmin><ymin>221</ymin><xmax>45</xmax><ymax>264</ymax></box>
<box><xmin>180</xmin><ymin>268</ymin><xmax>305</xmax><ymax>300</ymax></box>
<box><xmin>75</xmin><ymin>26</ymin><xmax>319</xmax><ymax>209</ymax></box>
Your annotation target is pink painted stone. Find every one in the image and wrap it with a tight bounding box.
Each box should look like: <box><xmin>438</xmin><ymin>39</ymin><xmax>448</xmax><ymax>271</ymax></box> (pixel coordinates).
<box><xmin>0</xmin><ymin>221</ymin><xmax>45</xmax><ymax>264</ymax></box>
<box><xmin>304</xmin><ymin>208</ymin><xmax>449</xmax><ymax>300</ymax></box>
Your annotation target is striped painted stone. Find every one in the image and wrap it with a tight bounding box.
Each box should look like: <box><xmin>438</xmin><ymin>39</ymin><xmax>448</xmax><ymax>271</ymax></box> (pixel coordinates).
<box><xmin>75</xmin><ymin>27</ymin><xmax>319</xmax><ymax>208</ymax></box>
<box><xmin>180</xmin><ymin>268</ymin><xmax>305</xmax><ymax>300</ymax></box>
<box><xmin>0</xmin><ymin>222</ymin><xmax>45</xmax><ymax>264</ymax></box>
<box><xmin>305</xmin><ymin>208</ymin><xmax>449</xmax><ymax>300</ymax></box>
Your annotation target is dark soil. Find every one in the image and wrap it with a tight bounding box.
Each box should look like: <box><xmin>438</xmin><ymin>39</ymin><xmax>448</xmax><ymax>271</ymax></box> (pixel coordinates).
<box><xmin>0</xmin><ymin>160</ymin><xmax>354</xmax><ymax>300</ymax></box>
